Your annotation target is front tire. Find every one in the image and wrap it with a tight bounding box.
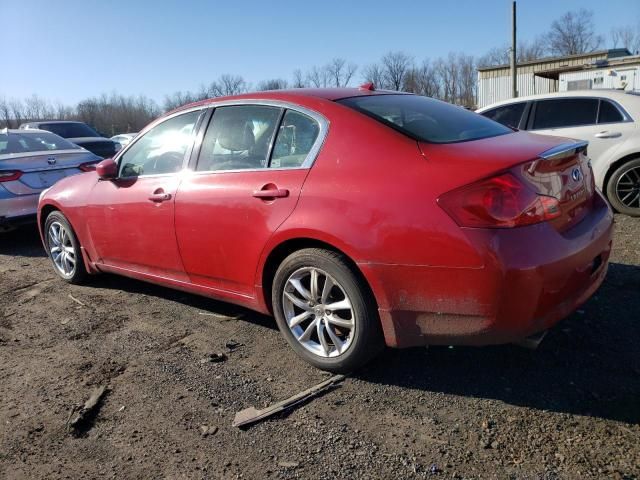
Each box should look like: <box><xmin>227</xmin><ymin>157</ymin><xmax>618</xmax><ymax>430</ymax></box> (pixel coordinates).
<box><xmin>272</xmin><ymin>248</ymin><xmax>383</xmax><ymax>373</ymax></box>
<box><xmin>44</xmin><ymin>211</ymin><xmax>87</xmax><ymax>284</ymax></box>
<box><xmin>606</xmin><ymin>158</ymin><xmax>640</xmax><ymax>216</ymax></box>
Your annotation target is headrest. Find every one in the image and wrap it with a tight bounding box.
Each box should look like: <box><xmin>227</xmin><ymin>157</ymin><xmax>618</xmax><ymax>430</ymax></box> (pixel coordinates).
<box><xmin>217</xmin><ymin>117</ymin><xmax>255</xmax><ymax>151</ymax></box>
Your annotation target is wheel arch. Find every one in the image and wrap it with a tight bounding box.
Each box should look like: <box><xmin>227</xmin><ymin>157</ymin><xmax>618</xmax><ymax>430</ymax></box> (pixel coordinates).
<box><xmin>602</xmin><ymin>151</ymin><xmax>640</xmax><ymax>201</ymax></box>
<box><xmin>259</xmin><ymin>237</ymin><xmax>381</xmax><ymax>316</ymax></box>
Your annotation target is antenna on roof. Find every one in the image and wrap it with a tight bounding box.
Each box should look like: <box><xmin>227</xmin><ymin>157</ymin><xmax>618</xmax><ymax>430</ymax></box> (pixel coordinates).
<box><xmin>359</xmin><ymin>82</ymin><xmax>376</xmax><ymax>91</ymax></box>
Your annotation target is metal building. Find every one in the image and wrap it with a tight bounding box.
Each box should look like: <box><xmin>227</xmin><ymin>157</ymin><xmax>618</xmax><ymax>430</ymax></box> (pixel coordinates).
<box><xmin>477</xmin><ymin>48</ymin><xmax>633</xmax><ymax>108</ymax></box>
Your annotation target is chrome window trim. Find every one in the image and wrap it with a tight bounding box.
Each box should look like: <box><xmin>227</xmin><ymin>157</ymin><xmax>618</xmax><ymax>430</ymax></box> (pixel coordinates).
<box><xmin>529</xmin><ymin>96</ymin><xmax>633</xmax><ymax>131</ymax></box>
<box><xmin>539</xmin><ymin>140</ymin><xmax>589</xmax><ymax>160</ymax></box>
<box><xmin>192</xmin><ymin>99</ymin><xmax>329</xmax><ymax>174</ymax></box>
<box><xmin>112</xmin><ymin>105</ymin><xmax>208</xmax><ymax>179</ymax></box>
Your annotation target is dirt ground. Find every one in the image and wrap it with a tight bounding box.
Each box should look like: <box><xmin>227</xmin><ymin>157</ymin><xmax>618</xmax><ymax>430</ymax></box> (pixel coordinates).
<box><xmin>0</xmin><ymin>216</ymin><xmax>639</xmax><ymax>480</ymax></box>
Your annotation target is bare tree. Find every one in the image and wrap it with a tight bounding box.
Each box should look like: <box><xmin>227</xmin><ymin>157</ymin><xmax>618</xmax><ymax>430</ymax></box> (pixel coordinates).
<box><xmin>362</xmin><ymin>63</ymin><xmax>386</xmax><ymax>88</ymax></box>
<box><xmin>381</xmin><ymin>51</ymin><xmax>413</xmax><ymax>91</ymax></box>
<box><xmin>306</xmin><ymin>65</ymin><xmax>330</xmax><ymax>88</ymax></box>
<box><xmin>611</xmin><ymin>25</ymin><xmax>640</xmax><ymax>54</ymax></box>
<box><xmin>292</xmin><ymin>69</ymin><xmax>306</xmax><ymax>88</ymax></box>
<box><xmin>325</xmin><ymin>58</ymin><xmax>357</xmax><ymax>87</ymax></box>
<box><xmin>257</xmin><ymin>78</ymin><xmax>289</xmax><ymax>91</ymax></box>
<box><xmin>209</xmin><ymin>74</ymin><xmax>247</xmax><ymax>97</ymax></box>
<box><xmin>479</xmin><ymin>36</ymin><xmax>547</xmax><ymax>67</ymax></box>
<box><xmin>0</xmin><ymin>97</ymin><xmax>12</xmax><ymax>128</ymax></box>
<box><xmin>403</xmin><ymin>60</ymin><xmax>440</xmax><ymax>98</ymax></box>
<box><xmin>547</xmin><ymin>9</ymin><xmax>603</xmax><ymax>56</ymax></box>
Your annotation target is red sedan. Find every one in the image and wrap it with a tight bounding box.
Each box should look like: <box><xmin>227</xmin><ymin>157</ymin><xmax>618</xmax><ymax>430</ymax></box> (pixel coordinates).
<box><xmin>37</xmin><ymin>86</ymin><xmax>614</xmax><ymax>372</ymax></box>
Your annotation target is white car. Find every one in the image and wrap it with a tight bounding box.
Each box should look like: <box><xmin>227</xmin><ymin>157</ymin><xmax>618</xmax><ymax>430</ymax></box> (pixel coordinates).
<box><xmin>110</xmin><ymin>133</ymin><xmax>138</xmax><ymax>151</ymax></box>
<box><xmin>477</xmin><ymin>90</ymin><xmax>640</xmax><ymax>216</ymax></box>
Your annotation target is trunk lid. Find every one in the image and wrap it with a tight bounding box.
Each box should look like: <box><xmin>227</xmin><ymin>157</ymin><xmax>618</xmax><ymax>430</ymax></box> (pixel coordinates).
<box><xmin>0</xmin><ymin>150</ymin><xmax>100</xmax><ymax>191</ymax></box>
<box><xmin>420</xmin><ymin>131</ymin><xmax>595</xmax><ymax>230</ymax></box>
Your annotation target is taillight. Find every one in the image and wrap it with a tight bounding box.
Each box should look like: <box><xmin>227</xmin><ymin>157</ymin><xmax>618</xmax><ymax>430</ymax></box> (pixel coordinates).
<box><xmin>79</xmin><ymin>162</ymin><xmax>98</xmax><ymax>172</ymax></box>
<box><xmin>0</xmin><ymin>170</ymin><xmax>22</xmax><ymax>182</ymax></box>
<box><xmin>438</xmin><ymin>172</ymin><xmax>561</xmax><ymax>228</ymax></box>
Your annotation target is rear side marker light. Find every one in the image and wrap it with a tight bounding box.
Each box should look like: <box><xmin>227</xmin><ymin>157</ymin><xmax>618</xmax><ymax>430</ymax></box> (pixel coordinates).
<box><xmin>79</xmin><ymin>162</ymin><xmax>98</xmax><ymax>172</ymax></box>
<box><xmin>0</xmin><ymin>170</ymin><xmax>22</xmax><ymax>182</ymax></box>
<box><xmin>438</xmin><ymin>172</ymin><xmax>561</xmax><ymax>228</ymax></box>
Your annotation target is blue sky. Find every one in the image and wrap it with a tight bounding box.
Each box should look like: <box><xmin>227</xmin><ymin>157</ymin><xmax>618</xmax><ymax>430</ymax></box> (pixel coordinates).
<box><xmin>2</xmin><ymin>0</ymin><xmax>639</xmax><ymax>104</ymax></box>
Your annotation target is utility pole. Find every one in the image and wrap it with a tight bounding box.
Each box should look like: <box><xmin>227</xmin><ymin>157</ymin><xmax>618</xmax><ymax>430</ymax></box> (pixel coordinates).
<box><xmin>511</xmin><ymin>1</ymin><xmax>518</xmax><ymax>98</ymax></box>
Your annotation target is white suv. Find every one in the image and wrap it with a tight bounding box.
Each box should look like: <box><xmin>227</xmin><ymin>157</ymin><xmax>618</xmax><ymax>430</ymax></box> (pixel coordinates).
<box><xmin>477</xmin><ymin>90</ymin><xmax>640</xmax><ymax>216</ymax></box>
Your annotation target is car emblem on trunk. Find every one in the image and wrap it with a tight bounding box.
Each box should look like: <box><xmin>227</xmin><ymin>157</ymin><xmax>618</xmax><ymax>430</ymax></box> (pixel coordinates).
<box><xmin>571</xmin><ymin>167</ymin><xmax>582</xmax><ymax>182</ymax></box>
<box><xmin>47</xmin><ymin>157</ymin><xmax>57</xmax><ymax>165</ymax></box>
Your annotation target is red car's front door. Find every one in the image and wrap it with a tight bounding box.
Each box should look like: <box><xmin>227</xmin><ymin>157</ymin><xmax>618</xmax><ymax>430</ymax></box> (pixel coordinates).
<box><xmin>85</xmin><ymin>109</ymin><xmax>203</xmax><ymax>281</ymax></box>
<box><xmin>174</xmin><ymin>104</ymin><xmax>325</xmax><ymax>298</ymax></box>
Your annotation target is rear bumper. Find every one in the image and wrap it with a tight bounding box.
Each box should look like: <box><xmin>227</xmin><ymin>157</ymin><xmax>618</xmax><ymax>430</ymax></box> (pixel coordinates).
<box><xmin>361</xmin><ymin>193</ymin><xmax>614</xmax><ymax>348</ymax></box>
<box><xmin>0</xmin><ymin>193</ymin><xmax>39</xmax><ymax>224</ymax></box>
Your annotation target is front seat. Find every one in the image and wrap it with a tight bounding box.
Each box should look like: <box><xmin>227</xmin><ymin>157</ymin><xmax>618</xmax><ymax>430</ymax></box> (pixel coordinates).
<box><xmin>211</xmin><ymin>117</ymin><xmax>260</xmax><ymax>170</ymax></box>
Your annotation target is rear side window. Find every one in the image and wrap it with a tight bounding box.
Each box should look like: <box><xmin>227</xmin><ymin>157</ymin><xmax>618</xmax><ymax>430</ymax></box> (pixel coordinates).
<box><xmin>38</xmin><ymin>122</ymin><xmax>100</xmax><ymax>138</ymax></box>
<box><xmin>598</xmin><ymin>100</ymin><xmax>624</xmax><ymax>124</ymax></box>
<box><xmin>270</xmin><ymin>110</ymin><xmax>320</xmax><ymax>168</ymax></box>
<box><xmin>197</xmin><ymin>105</ymin><xmax>282</xmax><ymax>171</ymax></box>
<box><xmin>481</xmin><ymin>103</ymin><xmax>526</xmax><ymax>129</ymax></box>
<box><xmin>338</xmin><ymin>94</ymin><xmax>511</xmax><ymax>143</ymax></box>
<box><xmin>532</xmin><ymin>99</ymin><xmax>598</xmax><ymax>130</ymax></box>
<box><xmin>0</xmin><ymin>131</ymin><xmax>80</xmax><ymax>155</ymax></box>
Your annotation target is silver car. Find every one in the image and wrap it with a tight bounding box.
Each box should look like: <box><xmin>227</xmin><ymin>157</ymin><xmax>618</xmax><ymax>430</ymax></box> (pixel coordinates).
<box><xmin>0</xmin><ymin>128</ymin><xmax>101</xmax><ymax>230</ymax></box>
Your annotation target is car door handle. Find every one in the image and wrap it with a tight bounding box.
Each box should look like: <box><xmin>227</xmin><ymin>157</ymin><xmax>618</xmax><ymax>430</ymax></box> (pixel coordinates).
<box><xmin>594</xmin><ymin>131</ymin><xmax>622</xmax><ymax>139</ymax></box>
<box><xmin>252</xmin><ymin>188</ymin><xmax>289</xmax><ymax>199</ymax></box>
<box><xmin>148</xmin><ymin>191</ymin><xmax>172</xmax><ymax>202</ymax></box>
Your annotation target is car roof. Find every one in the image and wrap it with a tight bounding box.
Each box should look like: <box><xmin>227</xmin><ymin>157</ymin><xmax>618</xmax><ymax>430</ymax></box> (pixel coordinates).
<box><xmin>2</xmin><ymin>128</ymin><xmax>55</xmax><ymax>134</ymax></box>
<box><xmin>477</xmin><ymin>89</ymin><xmax>640</xmax><ymax>112</ymax></box>
<box><xmin>24</xmin><ymin>120</ymin><xmax>84</xmax><ymax>125</ymax></box>
<box><xmin>169</xmin><ymin>87</ymin><xmax>407</xmax><ymax>115</ymax></box>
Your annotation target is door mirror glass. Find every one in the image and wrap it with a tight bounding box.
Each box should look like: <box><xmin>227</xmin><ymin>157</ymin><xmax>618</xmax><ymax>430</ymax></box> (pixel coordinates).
<box><xmin>96</xmin><ymin>158</ymin><xmax>118</xmax><ymax>179</ymax></box>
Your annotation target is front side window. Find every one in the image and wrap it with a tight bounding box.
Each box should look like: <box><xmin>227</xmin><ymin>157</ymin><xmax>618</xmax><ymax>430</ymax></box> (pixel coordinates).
<box><xmin>270</xmin><ymin>110</ymin><xmax>320</xmax><ymax>168</ymax></box>
<box><xmin>338</xmin><ymin>94</ymin><xmax>511</xmax><ymax>143</ymax></box>
<box><xmin>197</xmin><ymin>105</ymin><xmax>282</xmax><ymax>171</ymax></box>
<box><xmin>598</xmin><ymin>100</ymin><xmax>624</xmax><ymax>124</ymax></box>
<box><xmin>532</xmin><ymin>99</ymin><xmax>599</xmax><ymax>130</ymax></box>
<box><xmin>481</xmin><ymin>103</ymin><xmax>526</xmax><ymax>129</ymax></box>
<box><xmin>119</xmin><ymin>110</ymin><xmax>200</xmax><ymax>177</ymax></box>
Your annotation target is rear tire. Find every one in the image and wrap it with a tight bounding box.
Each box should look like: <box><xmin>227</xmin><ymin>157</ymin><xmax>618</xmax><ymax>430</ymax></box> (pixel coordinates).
<box><xmin>606</xmin><ymin>158</ymin><xmax>640</xmax><ymax>216</ymax></box>
<box><xmin>272</xmin><ymin>248</ymin><xmax>383</xmax><ymax>373</ymax></box>
<box><xmin>44</xmin><ymin>211</ymin><xmax>87</xmax><ymax>284</ymax></box>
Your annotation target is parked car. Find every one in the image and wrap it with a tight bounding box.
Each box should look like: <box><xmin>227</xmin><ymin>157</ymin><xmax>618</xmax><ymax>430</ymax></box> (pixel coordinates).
<box><xmin>20</xmin><ymin>121</ymin><xmax>118</xmax><ymax>159</ymax></box>
<box><xmin>477</xmin><ymin>90</ymin><xmax>640</xmax><ymax>216</ymax></box>
<box><xmin>0</xmin><ymin>128</ymin><xmax>100</xmax><ymax>230</ymax></box>
<box><xmin>110</xmin><ymin>133</ymin><xmax>138</xmax><ymax>151</ymax></box>
<box><xmin>37</xmin><ymin>87</ymin><xmax>613</xmax><ymax>372</ymax></box>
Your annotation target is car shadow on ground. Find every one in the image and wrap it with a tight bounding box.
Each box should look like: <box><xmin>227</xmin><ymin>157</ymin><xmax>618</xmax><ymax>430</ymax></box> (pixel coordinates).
<box><xmin>3</xmin><ymin>225</ymin><xmax>639</xmax><ymax>423</ymax></box>
<box><xmin>0</xmin><ymin>224</ymin><xmax>47</xmax><ymax>258</ymax></box>
<box><xmin>359</xmin><ymin>262</ymin><xmax>640</xmax><ymax>425</ymax></box>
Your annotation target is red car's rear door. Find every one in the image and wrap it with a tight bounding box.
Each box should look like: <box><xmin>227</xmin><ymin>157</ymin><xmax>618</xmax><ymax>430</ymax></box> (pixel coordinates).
<box><xmin>85</xmin><ymin>109</ymin><xmax>204</xmax><ymax>280</ymax></box>
<box><xmin>174</xmin><ymin>104</ymin><xmax>326</xmax><ymax>297</ymax></box>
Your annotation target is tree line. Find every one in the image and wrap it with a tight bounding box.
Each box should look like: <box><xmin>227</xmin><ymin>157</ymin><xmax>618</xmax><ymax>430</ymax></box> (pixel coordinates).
<box><xmin>1</xmin><ymin>9</ymin><xmax>638</xmax><ymax>135</ymax></box>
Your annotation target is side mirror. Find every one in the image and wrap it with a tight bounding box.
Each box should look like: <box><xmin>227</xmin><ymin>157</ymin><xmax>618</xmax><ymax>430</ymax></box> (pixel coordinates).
<box><xmin>96</xmin><ymin>158</ymin><xmax>118</xmax><ymax>179</ymax></box>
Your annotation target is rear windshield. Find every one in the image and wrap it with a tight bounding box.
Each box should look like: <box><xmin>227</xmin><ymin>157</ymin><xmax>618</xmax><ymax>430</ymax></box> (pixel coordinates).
<box><xmin>338</xmin><ymin>94</ymin><xmax>512</xmax><ymax>144</ymax></box>
<box><xmin>0</xmin><ymin>131</ymin><xmax>81</xmax><ymax>155</ymax></box>
<box><xmin>38</xmin><ymin>122</ymin><xmax>99</xmax><ymax>138</ymax></box>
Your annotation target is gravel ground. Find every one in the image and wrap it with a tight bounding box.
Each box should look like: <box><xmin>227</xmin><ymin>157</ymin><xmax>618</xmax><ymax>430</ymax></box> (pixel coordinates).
<box><xmin>0</xmin><ymin>215</ymin><xmax>639</xmax><ymax>479</ymax></box>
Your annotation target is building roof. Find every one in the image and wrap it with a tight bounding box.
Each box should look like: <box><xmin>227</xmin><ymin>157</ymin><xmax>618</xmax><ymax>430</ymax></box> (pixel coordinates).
<box><xmin>477</xmin><ymin>48</ymin><xmax>632</xmax><ymax>72</ymax></box>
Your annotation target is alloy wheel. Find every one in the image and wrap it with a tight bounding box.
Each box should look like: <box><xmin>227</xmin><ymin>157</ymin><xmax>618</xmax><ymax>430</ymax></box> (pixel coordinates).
<box><xmin>616</xmin><ymin>166</ymin><xmax>640</xmax><ymax>208</ymax></box>
<box><xmin>48</xmin><ymin>221</ymin><xmax>76</xmax><ymax>277</ymax></box>
<box><xmin>282</xmin><ymin>267</ymin><xmax>355</xmax><ymax>358</ymax></box>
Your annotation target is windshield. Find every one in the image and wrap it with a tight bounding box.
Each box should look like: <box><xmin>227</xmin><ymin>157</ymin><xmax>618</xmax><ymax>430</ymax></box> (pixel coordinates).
<box><xmin>38</xmin><ymin>122</ymin><xmax>100</xmax><ymax>138</ymax></box>
<box><xmin>0</xmin><ymin>131</ymin><xmax>82</xmax><ymax>155</ymax></box>
<box><xmin>338</xmin><ymin>94</ymin><xmax>512</xmax><ymax>144</ymax></box>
